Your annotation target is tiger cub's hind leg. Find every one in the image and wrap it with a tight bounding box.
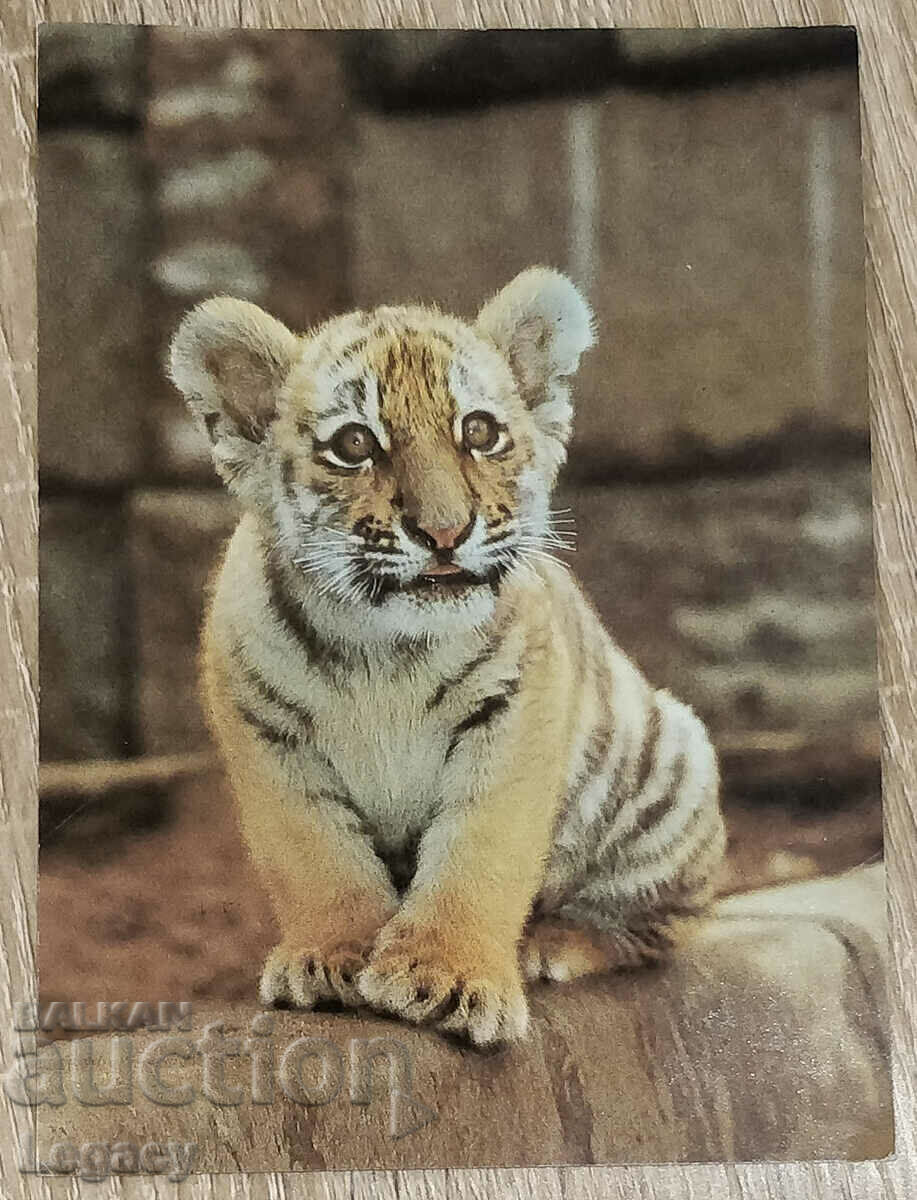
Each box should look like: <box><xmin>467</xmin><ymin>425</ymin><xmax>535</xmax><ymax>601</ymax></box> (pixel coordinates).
<box><xmin>520</xmin><ymin>916</ymin><xmax>673</xmax><ymax>983</ymax></box>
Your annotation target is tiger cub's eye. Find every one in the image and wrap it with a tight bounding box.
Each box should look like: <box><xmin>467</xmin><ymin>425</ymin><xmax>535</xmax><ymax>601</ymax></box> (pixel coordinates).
<box><xmin>462</xmin><ymin>411</ymin><xmax>500</xmax><ymax>453</ymax></box>
<box><xmin>330</xmin><ymin>423</ymin><xmax>377</xmax><ymax>465</ymax></box>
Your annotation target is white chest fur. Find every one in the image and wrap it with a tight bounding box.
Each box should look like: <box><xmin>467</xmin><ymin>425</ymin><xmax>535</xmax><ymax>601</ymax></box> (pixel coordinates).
<box><xmin>306</xmin><ymin>667</ymin><xmax>456</xmax><ymax>847</ymax></box>
<box><xmin>210</xmin><ymin>517</ymin><xmax>518</xmax><ymax>854</ymax></box>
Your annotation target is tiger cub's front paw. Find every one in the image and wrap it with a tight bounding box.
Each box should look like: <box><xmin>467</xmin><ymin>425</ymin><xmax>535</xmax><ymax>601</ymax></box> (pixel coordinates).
<box><xmin>357</xmin><ymin>922</ymin><xmax>529</xmax><ymax>1047</ymax></box>
<box><xmin>259</xmin><ymin>938</ymin><xmax>373</xmax><ymax>1011</ymax></box>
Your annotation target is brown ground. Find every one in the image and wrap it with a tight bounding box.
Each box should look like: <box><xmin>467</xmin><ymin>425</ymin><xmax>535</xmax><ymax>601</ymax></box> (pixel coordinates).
<box><xmin>38</xmin><ymin>772</ymin><xmax>883</xmax><ymax>1007</ymax></box>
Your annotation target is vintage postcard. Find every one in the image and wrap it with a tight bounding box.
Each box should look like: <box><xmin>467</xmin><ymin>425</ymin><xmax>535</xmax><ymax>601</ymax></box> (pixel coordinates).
<box><xmin>29</xmin><ymin>26</ymin><xmax>888</xmax><ymax>1174</ymax></box>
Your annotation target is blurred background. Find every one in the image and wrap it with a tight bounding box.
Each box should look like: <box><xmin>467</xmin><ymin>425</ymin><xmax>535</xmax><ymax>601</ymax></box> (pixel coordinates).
<box><xmin>38</xmin><ymin>26</ymin><xmax>879</xmax><ymax>1007</ymax></box>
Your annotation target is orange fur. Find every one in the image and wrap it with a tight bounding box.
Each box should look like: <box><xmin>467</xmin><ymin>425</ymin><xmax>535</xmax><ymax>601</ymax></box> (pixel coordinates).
<box><xmin>203</xmin><ymin>637</ymin><xmax>399</xmax><ymax>1008</ymax></box>
<box><xmin>169</xmin><ymin>271</ymin><xmax>724</xmax><ymax>1047</ymax></box>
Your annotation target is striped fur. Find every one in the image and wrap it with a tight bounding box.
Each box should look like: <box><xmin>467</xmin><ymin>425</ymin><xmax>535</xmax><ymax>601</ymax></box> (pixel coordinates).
<box><xmin>169</xmin><ymin>269</ymin><xmax>725</xmax><ymax>1046</ymax></box>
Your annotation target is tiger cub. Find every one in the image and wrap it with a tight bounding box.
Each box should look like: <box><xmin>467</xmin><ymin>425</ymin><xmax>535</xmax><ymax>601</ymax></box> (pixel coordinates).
<box><xmin>169</xmin><ymin>267</ymin><xmax>725</xmax><ymax>1047</ymax></box>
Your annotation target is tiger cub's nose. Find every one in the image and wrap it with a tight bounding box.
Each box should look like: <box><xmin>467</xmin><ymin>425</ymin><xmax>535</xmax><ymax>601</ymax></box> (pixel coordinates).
<box><xmin>402</xmin><ymin>515</ymin><xmax>474</xmax><ymax>552</ymax></box>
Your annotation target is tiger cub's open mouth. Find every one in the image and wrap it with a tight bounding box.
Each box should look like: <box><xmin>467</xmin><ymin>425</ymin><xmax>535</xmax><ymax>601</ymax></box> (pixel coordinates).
<box><xmin>410</xmin><ymin>567</ymin><xmax>482</xmax><ymax>594</ymax></box>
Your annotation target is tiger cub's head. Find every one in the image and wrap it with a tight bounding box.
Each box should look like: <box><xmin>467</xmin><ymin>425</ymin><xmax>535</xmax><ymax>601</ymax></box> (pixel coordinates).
<box><xmin>169</xmin><ymin>267</ymin><xmax>593</xmax><ymax>640</ymax></box>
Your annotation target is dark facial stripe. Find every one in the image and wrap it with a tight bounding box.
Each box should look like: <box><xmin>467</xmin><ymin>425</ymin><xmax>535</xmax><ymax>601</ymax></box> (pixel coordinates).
<box><xmin>540</xmin><ymin>419</ymin><xmax>570</xmax><ymax>442</ymax></box>
<box><xmin>486</xmin><ymin>561</ymin><xmax>513</xmax><ymax>594</ymax></box>
<box><xmin>262</xmin><ymin>544</ymin><xmax>346</xmax><ymax>671</ymax></box>
<box><xmin>426</xmin><ymin>631</ymin><xmax>506</xmax><ymax>709</ymax></box>
<box><xmin>375</xmin><ymin>324</ymin><xmax>455</xmax><ymax>351</ymax></box>
<box><xmin>445</xmin><ymin>682</ymin><xmax>518</xmax><ymax>760</ymax></box>
<box><xmin>280</xmin><ymin>456</ymin><xmax>303</xmax><ymax>512</ymax></box>
<box><xmin>220</xmin><ymin>457</ymin><xmax>246</xmax><ymax>485</ymax></box>
<box><xmin>341</xmin><ymin>335</ymin><xmax>369</xmax><ymax>360</ymax></box>
<box><xmin>366</xmin><ymin>571</ymin><xmax>403</xmax><ymax>607</ymax></box>
<box><xmin>352</xmin><ymin>515</ymin><xmax>396</xmax><ymax>546</ymax></box>
<box><xmin>426</xmin><ymin>329</ymin><xmax>456</xmax><ymax>349</ymax></box>
<box><xmin>350</xmin><ymin>376</ymin><xmax>368</xmax><ymax>417</ymax></box>
<box><xmin>321</xmin><ymin>378</ymin><xmax>366</xmax><ymax>421</ymax></box>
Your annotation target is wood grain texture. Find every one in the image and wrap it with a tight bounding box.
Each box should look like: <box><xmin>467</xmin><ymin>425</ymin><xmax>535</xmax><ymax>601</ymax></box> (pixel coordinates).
<box><xmin>1</xmin><ymin>1</ymin><xmax>914</xmax><ymax>1197</ymax></box>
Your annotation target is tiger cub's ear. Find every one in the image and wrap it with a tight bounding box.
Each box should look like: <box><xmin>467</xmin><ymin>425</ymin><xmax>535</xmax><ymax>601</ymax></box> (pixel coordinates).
<box><xmin>169</xmin><ymin>297</ymin><xmax>299</xmax><ymax>493</ymax></box>
<box><xmin>475</xmin><ymin>267</ymin><xmax>594</xmax><ymax>467</ymax></box>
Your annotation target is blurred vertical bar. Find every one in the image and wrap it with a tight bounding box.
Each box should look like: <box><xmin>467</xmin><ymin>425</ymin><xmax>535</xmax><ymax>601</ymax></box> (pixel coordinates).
<box><xmin>38</xmin><ymin>26</ymin><xmax>149</xmax><ymax>765</ymax></box>
<box><xmin>806</xmin><ymin>107</ymin><xmax>843</xmax><ymax>417</ymax></box>
<box><xmin>567</xmin><ymin>100</ymin><xmax>599</xmax><ymax>296</ymax></box>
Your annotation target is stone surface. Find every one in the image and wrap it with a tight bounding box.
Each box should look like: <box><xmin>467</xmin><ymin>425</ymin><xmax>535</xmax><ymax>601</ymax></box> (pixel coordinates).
<box><xmin>129</xmin><ymin>491</ymin><xmax>238</xmax><ymax>754</ymax></box>
<box><xmin>145</xmin><ymin>29</ymin><xmax>353</xmax><ymax>481</ymax></box>
<box><xmin>38</xmin><ymin>132</ymin><xmax>152</xmax><ymax>486</ymax></box>
<box><xmin>556</xmin><ymin>462</ymin><xmax>878</xmax><ymax>740</ymax></box>
<box><xmin>352</xmin><ymin>69</ymin><xmax>866</xmax><ymax>473</ymax></box>
<box><xmin>584</xmin><ymin>70</ymin><xmax>866</xmax><ymax>471</ymax></box>
<box><xmin>38</xmin><ymin>25</ymin><xmax>142</xmax><ymax>126</ymax></box>
<box><xmin>34</xmin><ymin>867</ymin><xmax>890</xmax><ymax>1167</ymax></box>
<box><xmin>146</xmin><ymin>30</ymin><xmax>346</xmax><ymax>153</ymax></box>
<box><xmin>42</xmin><ymin>39</ymin><xmax>872</xmax><ymax>776</ymax></box>
<box><xmin>351</xmin><ymin>97</ymin><xmax>571</xmax><ymax>336</ymax></box>
<box><xmin>39</xmin><ymin>499</ymin><xmax>129</xmax><ymax>762</ymax></box>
